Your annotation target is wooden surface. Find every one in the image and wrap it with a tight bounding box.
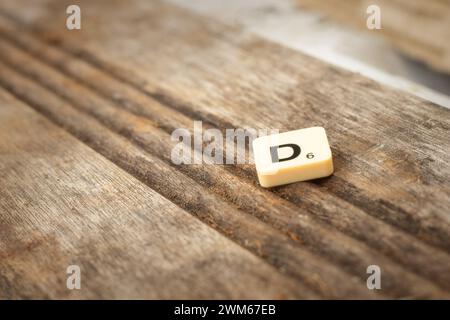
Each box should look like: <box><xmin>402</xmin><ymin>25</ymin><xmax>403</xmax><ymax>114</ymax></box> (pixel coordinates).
<box><xmin>0</xmin><ymin>0</ymin><xmax>449</xmax><ymax>299</ymax></box>
<box><xmin>296</xmin><ymin>0</ymin><xmax>450</xmax><ymax>74</ymax></box>
<box><xmin>0</xmin><ymin>89</ymin><xmax>308</xmax><ymax>299</ymax></box>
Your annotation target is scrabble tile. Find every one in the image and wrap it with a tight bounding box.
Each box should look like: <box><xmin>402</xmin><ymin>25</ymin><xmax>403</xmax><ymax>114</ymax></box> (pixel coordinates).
<box><xmin>252</xmin><ymin>127</ymin><xmax>333</xmax><ymax>187</ymax></box>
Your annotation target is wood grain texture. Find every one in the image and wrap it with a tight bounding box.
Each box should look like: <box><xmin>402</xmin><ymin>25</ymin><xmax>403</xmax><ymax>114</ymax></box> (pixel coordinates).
<box><xmin>0</xmin><ymin>0</ymin><xmax>449</xmax><ymax>299</ymax></box>
<box><xmin>296</xmin><ymin>0</ymin><xmax>450</xmax><ymax>74</ymax></box>
<box><xmin>0</xmin><ymin>88</ymin><xmax>315</xmax><ymax>299</ymax></box>
<box><xmin>0</xmin><ymin>56</ymin><xmax>380</xmax><ymax>299</ymax></box>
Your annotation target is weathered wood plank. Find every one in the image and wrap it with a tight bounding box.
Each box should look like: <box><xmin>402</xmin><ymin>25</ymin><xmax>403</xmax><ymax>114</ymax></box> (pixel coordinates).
<box><xmin>0</xmin><ymin>59</ymin><xmax>383</xmax><ymax>299</ymax></box>
<box><xmin>0</xmin><ymin>88</ymin><xmax>314</xmax><ymax>299</ymax></box>
<box><xmin>0</xmin><ymin>33</ymin><xmax>447</xmax><ymax>298</ymax></box>
<box><xmin>0</xmin><ymin>0</ymin><xmax>449</xmax><ymax>298</ymax></box>
<box><xmin>1</xmin><ymin>0</ymin><xmax>448</xmax><ymax>250</ymax></box>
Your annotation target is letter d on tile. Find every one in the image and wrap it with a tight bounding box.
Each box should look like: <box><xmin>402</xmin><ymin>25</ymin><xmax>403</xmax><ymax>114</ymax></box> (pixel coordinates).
<box><xmin>270</xmin><ymin>144</ymin><xmax>301</xmax><ymax>163</ymax></box>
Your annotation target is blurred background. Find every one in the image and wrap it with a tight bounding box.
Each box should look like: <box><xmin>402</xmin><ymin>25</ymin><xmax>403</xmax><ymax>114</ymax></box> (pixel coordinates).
<box><xmin>171</xmin><ymin>0</ymin><xmax>450</xmax><ymax>108</ymax></box>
